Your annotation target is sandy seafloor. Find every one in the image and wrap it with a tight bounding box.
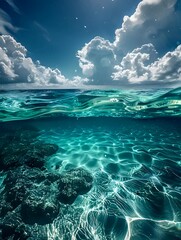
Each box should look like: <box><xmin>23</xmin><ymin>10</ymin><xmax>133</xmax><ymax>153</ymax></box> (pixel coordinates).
<box><xmin>0</xmin><ymin>88</ymin><xmax>181</xmax><ymax>240</ymax></box>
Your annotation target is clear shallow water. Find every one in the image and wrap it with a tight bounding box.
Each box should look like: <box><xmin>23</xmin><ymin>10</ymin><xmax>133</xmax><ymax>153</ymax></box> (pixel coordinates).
<box><xmin>0</xmin><ymin>87</ymin><xmax>181</xmax><ymax>121</ymax></box>
<box><xmin>0</xmin><ymin>88</ymin><xmax>181</xmax><ymax>240</ymax></box>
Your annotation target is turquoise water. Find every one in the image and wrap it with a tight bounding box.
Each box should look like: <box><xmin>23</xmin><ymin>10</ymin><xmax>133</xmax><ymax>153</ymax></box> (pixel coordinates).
<box><xmin>0</xmin><ymin>88</ymin><xmax>181</xmax><ymax>239</ymax></box>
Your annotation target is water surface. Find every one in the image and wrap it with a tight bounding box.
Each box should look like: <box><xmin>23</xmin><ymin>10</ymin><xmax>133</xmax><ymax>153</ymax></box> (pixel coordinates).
<box><xmin>0</xmin><ymin>88</ymin><xmax>181</xmax><ymax>239</ymax></box>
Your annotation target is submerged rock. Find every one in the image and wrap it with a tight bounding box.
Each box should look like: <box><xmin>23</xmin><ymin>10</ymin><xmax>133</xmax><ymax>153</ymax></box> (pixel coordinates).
<box><xmin>1</xmin><ymin>164</ymin><xmax>93</xmax><ymax>228</ymax></box>
<box><xmin>0</xmin><ymin>127</ymin><xmax>59</xmax><ymax>171</ymax></box>
<box><xmin>0</xmin><ymin>197</ymin><xmax>13</xmax><ymax>218</ymax></box>
<box><xmin>3</xmin><ymin>167</ymin><xmax>45</xmax><ymax>208</ymax></box>
<box><xmin>0</xmin><ymin>207</ymin><xmax>48</xmax><ymax>240</ymax></box>
<box><xmin>58</xmin><ymin>168</ymin><xmax>93</xmax><ymax>204</ymax></box>
<box><xmin>23</xmin><ymin>143</ymin><xmax>59</xmax><ymax>169</ymax></box>
<box><xmin>0</xmin><ymin>208</ymin><xmax>29</xmax><ymax>240</ymax></box>
<box><xmin>29</xmin><ymin>142</ymin><xmax>59</xmax><ymax>158</ymax></box>
<box><xmin>21</xmin><ymin>187</ymin><xmax>59</xmax><ymax>225</ymax></box>
<box><xmin>1</xmin><ymin>166</ymin><xmax>60</xmax><ymax>225</ymax></box>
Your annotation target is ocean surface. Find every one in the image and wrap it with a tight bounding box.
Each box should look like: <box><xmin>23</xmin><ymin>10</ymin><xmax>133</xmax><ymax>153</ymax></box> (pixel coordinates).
<box><xmin>0</xmin><ymin>88</ymin><xmax>181</xmax><ymax>240</ymax></box>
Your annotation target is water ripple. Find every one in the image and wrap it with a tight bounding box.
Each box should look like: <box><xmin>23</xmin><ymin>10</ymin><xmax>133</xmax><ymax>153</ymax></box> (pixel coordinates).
<box><xmin>1</xmin><ymin>87</ymin><xmax>181</xmax><ymax>122</ymax></box>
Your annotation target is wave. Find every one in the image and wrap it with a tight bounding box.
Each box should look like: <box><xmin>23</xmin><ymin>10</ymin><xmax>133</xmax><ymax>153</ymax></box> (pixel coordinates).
<box><xmin>0</xmin><ymin>87</ymin><xmax>181</xmax><ymax>122</ymax></box>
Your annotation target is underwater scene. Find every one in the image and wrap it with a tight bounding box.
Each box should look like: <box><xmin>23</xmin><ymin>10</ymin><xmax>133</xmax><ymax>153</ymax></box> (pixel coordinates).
<box><xmin>0</xmin><ymin>88</ymin><xmax>181</xmax><ymax>240</ymax></box>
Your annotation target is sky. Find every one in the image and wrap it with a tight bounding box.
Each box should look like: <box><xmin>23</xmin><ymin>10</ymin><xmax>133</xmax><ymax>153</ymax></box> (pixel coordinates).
<box><xmin>0</xmin><ymin>0</ymin><xmax>181</xmax><ymax>88</ymax></box>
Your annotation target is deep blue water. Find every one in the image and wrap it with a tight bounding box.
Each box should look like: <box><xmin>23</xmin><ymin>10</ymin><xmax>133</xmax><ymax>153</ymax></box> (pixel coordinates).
<box><xmin>0</xmin><ymin>88</ymin><xmax>181</xmax><ymax>240</ymax></box>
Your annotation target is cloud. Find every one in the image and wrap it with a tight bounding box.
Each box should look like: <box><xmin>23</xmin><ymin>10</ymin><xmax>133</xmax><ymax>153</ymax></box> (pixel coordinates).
<box><xmin>114</xmin><ymin>0</ymin><xmax>181</xmax><ymax>55</ymax></box>
<box><xmin>71</xmin><ymin>76</ymin><xmax>89</xmax><ymax>86</ymax></box>
<box><xmin>1</xmin><ymin>0</ymin><xmax>181</xmax><ymax>88</ymax></box>
<box><xmin>77</xmin><ymin>36</ymin><xmax>116</xmax><ymax>85</ymax></box>
<box><xmin>0</xmin><ymin>35</ymin><xmax>68</xmax><ymax>86</ymax></box>
<box><xmin>0</xmin><ymin>9</ymin><xmax>18</xmax><ymax>34</ymax></box>
<box><xmin>5</xmin><ymin>0</ymin><xmax>21</xmax><ymax>14</ymax></box>
<box><xmin>77</xmin><ymin>0</ymin><xmax>181</xmax><ymax>86</ymax></box>
<box><xmin>34</xmin><ymin>21</ymin><xmax>51</xmax><ymax>42</ymax></box>
<box><xmin>148</xmin><ymin>44</ymin><xmax>181</xmax><ymax>82</ymax></box>
<box><xmin>112</xmin><ymin>44</ymin><xmax>158</xmax><ymax>84</ymax></box>
<box><xmin>112</xmin><ymin>44</ymin><xmax>181</xmax><ymax>84</ymax></box>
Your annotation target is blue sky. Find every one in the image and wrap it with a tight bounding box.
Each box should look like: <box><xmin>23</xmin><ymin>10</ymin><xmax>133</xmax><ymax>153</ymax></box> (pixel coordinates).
<box><xmin>0</xmin><ymin>0</ymin><xmax>181</xmax><ymax>88</ymax></box>
<box><xmin>0</xmin><ymin>0</ymin><xmax>140</xmax><ymax>76</ymax></box>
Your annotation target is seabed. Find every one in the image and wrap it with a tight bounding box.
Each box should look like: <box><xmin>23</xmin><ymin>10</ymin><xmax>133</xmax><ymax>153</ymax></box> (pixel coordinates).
<box><xmin>0</xmin><ymin>89</ymin><xmax>181</xmax><ymax>239</ymax></box>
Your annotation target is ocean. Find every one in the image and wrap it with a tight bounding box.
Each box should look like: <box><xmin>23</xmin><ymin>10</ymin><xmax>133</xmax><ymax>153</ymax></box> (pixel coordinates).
<box><xmin>0</xmin><ymin>88</ymin><xmax>181</xmax><ymax>240</ymax></box>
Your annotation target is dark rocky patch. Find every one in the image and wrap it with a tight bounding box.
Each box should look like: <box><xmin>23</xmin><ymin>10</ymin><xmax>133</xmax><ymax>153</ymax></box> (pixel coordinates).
<box><xmin>1</xmin><ymin>166</ymin><xmax>60</xmax><ymax>225</ymax></box>
<box><xmin>21</xmin><ymin>187</ymin><xmax>59</xmax><ymax>225</ymax></box>
<box><xmin>0</xmin><ymin>208</ymin><xmax>29</xmax><ymax>240</ymax></box>
<box><xmin>3</xmin><ymin>167</ymin><xmax>45</xmax><ymax>208</ymax></box>
<box><xmin>0</xmin><ymin>128</ymin><xmax>59</xmax><ymax>171</ymax></box>
<box><xmin>58</xmin><ymin>168</ymin><xmax>93</xmax><ymax>204</ymax></box>
<box><xmin>22</xmin><ymin>143</ymin><xmax>59</xmax><ymax>170</ymax></box>
<box><xmin>0</xmin><ymin>198</ymin><xmax>13</xmax><ymax>218</ymax></box>
<box><xmin>0</xmin><ymin>165</ymin><xmax>93</xmax><ymax>230</ymax></box>
<box><xmin>0</xmin><ymin>222</ymin><xmax>29</xmax><ymax>240</ymax></box>
<box><xmin>0</xmin><ymin>126</ymin><xmax>93</xmax><ymax>237</ymax></box>
<box><xmin>30</xmin><ymin>142</ymin><xmax>59</xmax><ymax>157</ymax></box>
<box><xmin>25</xmin><ymin>154</ymin><xmax>45</xmax><ymax>169</ymax></box>
<box><xmin>0</xmin><ymin>208</ymin><xmax>48</xmax><ymax>240</ymax></box>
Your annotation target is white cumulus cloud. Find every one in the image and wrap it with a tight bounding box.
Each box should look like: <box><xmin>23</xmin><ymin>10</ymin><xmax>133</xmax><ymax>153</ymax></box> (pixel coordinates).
<box><xmin>112</xmin><ymin>44</ymin><xmax>158</xmax><ymax>84</ymax></box>
<box><xmin>0</xmin><ymin>35</ymin><xmax>68</xmax><ymax>86</ymax></box>
<box><xmin>77</xmin><ymin>37</ymin><xmax>116</xmax><ymax>85</ymax></box>
<box><xmin>149</xmin><ymin>44</ymin><xmax>181</xmax><ymax>82</ymax></box>
<box><xmin>1</xmin><ymin>0</ymin><xmax>181</xmax><ymax>87</ymax></box>
<box><xmin>114</xmin><ymin>0</ymin><xmax>181</xmax><ymax>54</ymax></box>
<box><xmin>113</xmin><ymin>44</ymin><xmax>181</xmax><ymax>85</ymax></box>
<box><xmin>77</xmin><ymin>0</ymin><xmax>181</xmax><ymax>86</ymax></box>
